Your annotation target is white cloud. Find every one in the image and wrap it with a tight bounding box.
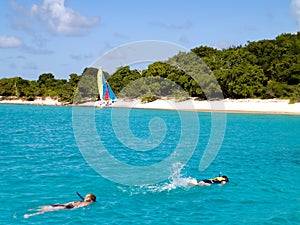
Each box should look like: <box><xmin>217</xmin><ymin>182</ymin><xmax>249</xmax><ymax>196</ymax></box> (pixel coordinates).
<box><xmin>30</xmin><ymin>0</ymin><xmax>100</xmax><ymax>36</ymax></box>
<box><xmin>217</xmin><ymin>40</ymin><xmax>231</xmax><ymax>49</ymax></box>
<box><xmin>0</xmin><ymin>35</ymin><xmax>22</xmax><ymax>48</ymax></box>
<box><xmin>291</xmin><ymin>0</ymin><xmax>300</xmax><ymax>30</ymax></box>
<box><xmin>10</xmin><ymin>19</ymin><xmax>33</xmax><ymax>33</ymax></box>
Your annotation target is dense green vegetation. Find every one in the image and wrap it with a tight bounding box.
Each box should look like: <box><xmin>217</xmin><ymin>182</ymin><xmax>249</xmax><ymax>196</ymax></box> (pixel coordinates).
<box><xmin>0</xmin><ymin>73</ymin><xmax>80</xmax><ymax>103</ymax></box>
<box><xmin>1</xmin><ymin>32</ymin><xmax>299</xmax><ymax>103</ymax></box>
<box><xmin>110</xmin><ymin>32</ymin><xmax>300</xmax><ymax>102</ymax></box>
<box><xmin>192</xmin><ymin>32</ymin><xmax>300</xmax><ymax>101</ymax></box>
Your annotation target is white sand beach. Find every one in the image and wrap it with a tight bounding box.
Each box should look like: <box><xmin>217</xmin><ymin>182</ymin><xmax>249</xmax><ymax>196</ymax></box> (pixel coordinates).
<box><xmin>0</xmin><ymin>97</ymin><xmax>63</xmax><ymax>106</ymax></box>
<box><xmin>113</xmin><ymin>98</ymin><xmax>300</xmax><ymax>114</ymax></box>
<box><xmin>1</xmin><ymin>97</ymin><xmax>300</xmax><ymax>114</ymax></box>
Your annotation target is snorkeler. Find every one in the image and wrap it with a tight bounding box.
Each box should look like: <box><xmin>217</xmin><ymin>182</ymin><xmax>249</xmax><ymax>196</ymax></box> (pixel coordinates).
<box><xmin>50</xmin><ymin>193</ymin><xmax>96</xmax><ymax>209</ymax></box>
<box><xmin>24</xmin><ymin>193</ymin><xmax>96</xmax><ymax>218</ymax></box>
<box><xmin>189</xmin><ymin>175</ymin><xmax>229</xmax><ymax>186</ymax></box>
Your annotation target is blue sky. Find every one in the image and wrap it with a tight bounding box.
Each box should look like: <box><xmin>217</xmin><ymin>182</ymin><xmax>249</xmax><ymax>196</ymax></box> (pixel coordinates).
<box><xmin>0</xmin><ymin>0</ymin><xmax>299</xmax><ymax>80</ymax></box>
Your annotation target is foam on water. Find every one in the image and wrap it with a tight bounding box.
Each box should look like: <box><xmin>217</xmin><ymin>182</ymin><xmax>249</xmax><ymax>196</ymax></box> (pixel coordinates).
<box><xmin>119</xmin><ymin>163</ymin><xmax>203</xmax><ymax>194</ymax></box>
<box><xmin>150</xmin><ymin>162</ymin><xmax>198</xmax><ymax>191</ymax></box>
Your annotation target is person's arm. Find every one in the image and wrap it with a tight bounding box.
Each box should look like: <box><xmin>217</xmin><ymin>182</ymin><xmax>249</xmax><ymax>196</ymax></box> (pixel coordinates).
<box><xmin>68</xmin><ymin>201</ymin><xmax>90</xmax><ymax>208</ymax></box>
<box><xmin>197</xmin><ymin>181</ymin><xmax>212</xmax><ymax>186</ymax></box>
<box><xmin>217</xmin><ymin>181</ymin><xmax>227</xmax><ymax>186</ymax></box>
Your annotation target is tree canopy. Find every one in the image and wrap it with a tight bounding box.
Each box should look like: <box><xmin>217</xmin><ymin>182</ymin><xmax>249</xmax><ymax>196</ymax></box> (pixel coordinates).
<box><xmin>0</xmin><ymin>32</ymin><xmax>299</xmax><ymax>103</ymax></box>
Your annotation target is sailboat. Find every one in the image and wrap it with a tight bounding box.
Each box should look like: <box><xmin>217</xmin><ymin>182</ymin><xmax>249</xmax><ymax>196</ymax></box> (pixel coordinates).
<box><xmin>95</xmin><ymin>67</ymin><xmax>117</xmax><ymax>107</ymax></box>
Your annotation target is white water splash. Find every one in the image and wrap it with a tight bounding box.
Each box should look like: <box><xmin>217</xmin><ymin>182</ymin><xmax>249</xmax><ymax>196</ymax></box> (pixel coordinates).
<box><xmin>141</xmin><ymin>163</ymin><xmax>197</xmax><ymax>192</ymax></box>
<box><xmin>117</xmin><ymin>162</ymin><xmax>198</xmax><ymax>195</ymax></box>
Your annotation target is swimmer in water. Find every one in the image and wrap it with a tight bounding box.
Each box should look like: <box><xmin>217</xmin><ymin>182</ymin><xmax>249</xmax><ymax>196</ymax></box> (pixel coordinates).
<box><xmin>188</xmin><ymin>175</ymin><xmax>229</xmax><ymax>186</ymax></box>
<box><xmin>24</xmin><ymin>193</ymin><xmax>96</xmax><ymax>218</ymax></box>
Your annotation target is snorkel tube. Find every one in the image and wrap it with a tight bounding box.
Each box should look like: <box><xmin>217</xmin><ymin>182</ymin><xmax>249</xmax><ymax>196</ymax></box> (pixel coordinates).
<box><xmin>76</xmin><ymin>191</ymin><xmax>84</xmax><ymax>201</ymax></box>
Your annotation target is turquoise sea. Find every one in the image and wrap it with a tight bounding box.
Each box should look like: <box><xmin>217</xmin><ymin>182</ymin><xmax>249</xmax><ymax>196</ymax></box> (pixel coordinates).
<box><xmin>1</xmin><ymin>104</ymin><xmax>299</xmax><ymax>224</ymax></box>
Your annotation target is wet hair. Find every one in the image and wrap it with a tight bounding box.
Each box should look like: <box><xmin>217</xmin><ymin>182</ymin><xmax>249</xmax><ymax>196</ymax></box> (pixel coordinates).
<box><xmin>84</xmin><ymin>193</ymin><xmax>96</xmax><ymax>202</ymax></box>
<box><xmin>222</xmin><ymin>176</ymin><xmax>229</xmax><ymax>182</ymax></box>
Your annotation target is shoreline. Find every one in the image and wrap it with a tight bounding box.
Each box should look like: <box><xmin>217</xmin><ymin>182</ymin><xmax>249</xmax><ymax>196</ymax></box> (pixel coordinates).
<box><xmin>112</xmin><ymin>98</ymin><xmax>300</xmax><ymax>115</ymax></box>
<box><xmin>1</xmin><ymin>97</ymin><xmax>300</xmax><ymax>115</ymax></box>
<box><xmin>0</xmin><ymin>97</ymin><xmax>64</xmax><ymax>106</ymax></box>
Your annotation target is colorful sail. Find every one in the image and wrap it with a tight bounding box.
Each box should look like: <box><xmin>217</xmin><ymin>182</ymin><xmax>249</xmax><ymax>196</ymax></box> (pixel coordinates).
<box><xmin>107</xmin><ymin>83</ymin><xmax>117</xmax><ymax>100</ymax></box>
<box><xmin>97</xmin><ymin>67</ymin><xmax>117</xmax><ymax>101</ymax></box>
<box><xmin>97</xmin><ymin>67</ymin><xmax>104</xmax><ymax>100</ymax></box>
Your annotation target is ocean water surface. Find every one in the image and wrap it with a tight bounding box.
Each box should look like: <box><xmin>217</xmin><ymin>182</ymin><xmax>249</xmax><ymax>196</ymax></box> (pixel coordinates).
<box><xmin>0</xmin><ymin>104</ymin><xmax>299</xmax><ymax>224</ymax></box>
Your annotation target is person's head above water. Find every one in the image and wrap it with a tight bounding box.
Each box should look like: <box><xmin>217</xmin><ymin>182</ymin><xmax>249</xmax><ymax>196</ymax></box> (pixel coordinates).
<box><xmin>84</xmin><ymin>194</ymin><xmax>96</xmax><ymax>202</ymax></box>
<box><xmin>221</xmin><ymin>175</ymin><xmax>229</xmax><ymax>182</ymax></box>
